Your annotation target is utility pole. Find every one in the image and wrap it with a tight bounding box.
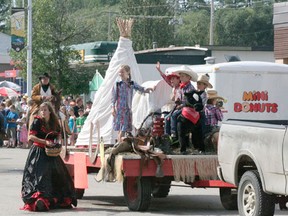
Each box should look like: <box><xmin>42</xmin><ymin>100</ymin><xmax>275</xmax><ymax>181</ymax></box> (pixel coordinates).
<box><xmin>209</xmin><ymin>0</ymin><xmax>214</xmax><ymax>45</ymax></box>
<box><xmin>26</xmin><ymin>0</ymin><xmax>32</xmax><ymax>96</ymax></box>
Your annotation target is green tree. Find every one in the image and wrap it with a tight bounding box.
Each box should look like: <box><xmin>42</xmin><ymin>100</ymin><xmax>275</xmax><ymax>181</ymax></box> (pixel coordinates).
<box><xmin>119</xmin><ymin>0</ymin><xmax>175</xmax><ymax>50</ymax></box>
<box><xmin>11</xmin><ymin>0</ymin><xmax>96</xmax><ymax>95</ymax></box>
<box><xmin>175</xmin><ymin>9</ymin><xmax>210</xmax><ymax>46</ymax></box>
<box><xmin>0</xmin><ymin>0</ymin><xmax>10</xmax><ymax>33</ymax></box>
<box><xmin>214</xmin><ymin>6</ymin><xmax>273</xmax><ymax>46</ymax></box>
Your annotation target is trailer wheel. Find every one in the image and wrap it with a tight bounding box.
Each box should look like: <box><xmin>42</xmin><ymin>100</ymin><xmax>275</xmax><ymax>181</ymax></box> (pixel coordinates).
<box><xmin>123</xmin><ymin>176</ymin><xmax>151</xmax><ymax>211</ymax></box>
<box><xmin>152</xmin><ymin>178</ymin><xmax>171</xmax><ymax>198</ymax></box>
<box><xmin>75</xmin><ymin>189</ymin><xmax>85</xmax><ymax>199</ymax></box>
<box><xmin>238</xmin><ymin>170</ymin><xmax>275</xmax><ymax>216</ymax></box>
<box><xmin>219</xmin><ymin>188</ymin><xmax>238</xmax><ymax>210</ymax></box>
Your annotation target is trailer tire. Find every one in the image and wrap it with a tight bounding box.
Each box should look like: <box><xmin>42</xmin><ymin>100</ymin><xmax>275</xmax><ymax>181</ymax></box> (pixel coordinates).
<box><xmin>123</xmin><ymin>176</ymin><xmax>151</xmax><ymax>211</ymax></box>
<box><xmin>238</xmin><ymin>170</ymin><xmax>275</xmax><ymax>216</ymax></box>
<box><xmin>152</xmin><ymin>178</ymin><xmax>171</xmax><ymax>198</ymax></box>
<box><xmin>75</xmin><ymin>189</ymin><xmax>85</xmax><ymax>199</ymax></box>
<box><xmin>219</xmin><ymin>188</ymin><xmax>238</xmax><ymax>210</ymax></box>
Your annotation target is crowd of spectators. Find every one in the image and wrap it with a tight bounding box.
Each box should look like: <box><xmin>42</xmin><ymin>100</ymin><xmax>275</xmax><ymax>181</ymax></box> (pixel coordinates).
<box><xmin>0</xmin><ymin>95</ymin><xmax>92</xmax><ymax>148</ymax></box>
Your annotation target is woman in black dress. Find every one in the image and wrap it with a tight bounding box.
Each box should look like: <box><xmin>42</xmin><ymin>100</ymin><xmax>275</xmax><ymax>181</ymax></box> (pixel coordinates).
<box><xmin>21</xmin><ymin>102</ymin><xmax>77</xmax><ymax>211</ymax></box>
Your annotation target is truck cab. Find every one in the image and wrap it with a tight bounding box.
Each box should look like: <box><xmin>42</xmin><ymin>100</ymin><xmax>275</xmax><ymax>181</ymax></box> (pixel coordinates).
<box><xmin>218</xmin><ymin>120</ymin><xmax>288</xmax><ymax>215</ymax></box>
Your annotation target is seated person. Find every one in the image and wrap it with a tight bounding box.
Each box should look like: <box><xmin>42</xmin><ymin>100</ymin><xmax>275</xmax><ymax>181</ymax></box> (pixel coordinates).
<box><xmin>196</xmin><ymin>74</ymin><xmax>213</xmax><ymax>138</ymax></box>
<box><xmin>170</xmin><ymin>66</ymin><xmax>197</xmax><ymax>139</ymax></box>
<box><xmin>156</xmin><ymin>61</ymin><xmax>181</xmax><ymax>135</ymax></box>
<box><xmin>204</xmin><ymin>90</ymin><xmax>224</xmax><ymax>135</ymax></box>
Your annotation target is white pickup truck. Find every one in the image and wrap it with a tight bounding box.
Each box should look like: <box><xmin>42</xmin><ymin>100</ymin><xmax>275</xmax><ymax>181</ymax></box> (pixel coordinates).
<box><xmin>218</xmin><ymin>120</ymin><xmax>288</xmax><ymax>216</ymax></box>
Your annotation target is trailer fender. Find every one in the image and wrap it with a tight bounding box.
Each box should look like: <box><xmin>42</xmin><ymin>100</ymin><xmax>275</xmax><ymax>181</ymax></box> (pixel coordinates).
<box><xmin>74</xmin><ymin>152</ymin><xmax>88</xmax><ymax>189</ymax></box>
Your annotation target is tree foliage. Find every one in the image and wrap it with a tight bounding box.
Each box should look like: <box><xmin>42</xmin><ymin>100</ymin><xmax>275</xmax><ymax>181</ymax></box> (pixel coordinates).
<box><xmin>0</xmin><ymin>0</ymin><xmax>10</xmax><ymax>32</ymax></box>
<box><xmin>176</xmin><ymin>9</ymin><xmax>210</xmax><ymax>46</ymax></box>
<box><xmin>11</xmin><ymin>0</ymin><xmax>98</xmax><ymax>95</ymax></box>
<box><xmin>119</xmin><ymin>0</ymin><xmax>175</xmax><ymax>50</ymax></box>
<box><xmin>214</xmin><ymin>6</ymin><xmax>273</xmax><ymax>46</ymax></box>
<box><xmin>5</xmin><ymin>0</ymin><xmax>285</xmax><ymax>95</ymax></box>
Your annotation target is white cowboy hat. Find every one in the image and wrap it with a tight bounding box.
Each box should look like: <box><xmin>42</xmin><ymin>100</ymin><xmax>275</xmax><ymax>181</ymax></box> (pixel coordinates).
<box><xmin>197</xmin><ymin>74</ymin><xmax>213</xmax><ymax>89</ymax></box>
<box><xmin>172</xmin><ymin>65</ymin><xmax>198</xmax><ymax>82</ymax></box>
<box><xmin>207</xmin><ymin>90</ymin><xmax>224</xmax><ymax>100</ymax></box>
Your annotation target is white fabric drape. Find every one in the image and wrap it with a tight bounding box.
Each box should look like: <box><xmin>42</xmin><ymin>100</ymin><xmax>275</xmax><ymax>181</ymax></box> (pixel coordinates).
<box><xmin>132</xmin><ymin>80</ymin><xmax>172</xmax><ymax>129</ymax></box>
<box><xmin>76</xmin><ymin>37</ymin><xmax>143</xmax><ymax>146</ymax></box>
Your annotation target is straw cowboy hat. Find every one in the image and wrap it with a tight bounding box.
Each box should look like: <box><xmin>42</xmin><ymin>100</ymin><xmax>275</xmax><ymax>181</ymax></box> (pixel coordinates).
<box><xmin>173</xmin><ymin>65</ymin><xmax>198</xmax><ymax>82</ymax></box>
<box><xmin>197</xmin><ymin>74</ymin><xmax>213</xmax><ymax>89</ymax></box>
<box><xmin>207</xmin><ymin>90</ymin><xmax>224</xmax><ymax>100</ymax></box>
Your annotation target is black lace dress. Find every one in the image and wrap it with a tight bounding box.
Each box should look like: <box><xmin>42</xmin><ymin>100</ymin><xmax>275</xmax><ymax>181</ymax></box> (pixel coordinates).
<box><xmin>21</xmin><ymin>116</ymin><xmax>77</xmax><ymax>211</ymax></box>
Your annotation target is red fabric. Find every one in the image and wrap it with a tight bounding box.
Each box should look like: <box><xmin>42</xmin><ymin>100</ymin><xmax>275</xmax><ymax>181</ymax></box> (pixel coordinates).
<box><xmin>181</xmin><ymin>107</ymin><xmax>200</xmax><ymax>124</ymax></box>
<box><xmin>29</xmin><ymin>130</ymin><xmax>37</xmax><ymax>135</ymax></box>
<box><xmin>60</xmin><ymin>197</ymin><xmax>72</xmax><ymax>207</ymax></box>
<box><xmin>20</xmin><ymin>192</ymin><xmax>50</xmax><ymax>211</ymax></box>
<box><xmin>20</xmin><ymin>191</ymin><xmax>72</xmax><ymax>211</ymax></box>
<box><xmin>34</xmin><ymin>142</ymin><xmax>46</xmax><ymax>148</ymax></box>
<box><xmin>180</xmin><ymin>81</ymin><xmax>190</xmax><ymax>89</ymax></box>
<box><xmin>167</xmin><ymin>74</ymin><xmax>179</xmax><ymax>80</ymax></box>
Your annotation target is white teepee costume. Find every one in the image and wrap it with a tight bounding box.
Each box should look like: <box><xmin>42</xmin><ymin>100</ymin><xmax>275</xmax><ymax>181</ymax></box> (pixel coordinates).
<box><xmin>76</xmin><ymin>19</ymin><xmax>143</xmax><ymax>146</ymax></box>
<box><xmin>76</xmin><ymin>19</ymin><xmax>172</xmax><ymax>146</ymax></box>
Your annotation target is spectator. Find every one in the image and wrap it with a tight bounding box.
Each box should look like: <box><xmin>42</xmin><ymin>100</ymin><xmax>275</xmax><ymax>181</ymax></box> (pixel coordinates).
<box><xmin>76</xmin><ymin>109</ymin><xmax>86</xmax><ymax>133</ymax></box>
<box><xmin>62</xmin><ymin>97</ymin><xmax>70</xmax><ymax>113</ymax></box>
<box><xmin>73</xmin><ymin>97</ymin><xmax>84</xmax><ymax>118</ymax></box>
<box><xmin>84</xmin><ymin>101</ymin><xmax>92</xmax><ymax>117</ymax></box>
<box><xmin>20</xmin><ymin>117</ymin><xmax>28</xmax><ymax>148</ymax></box>
<box><xmin>0</xmin><ymin>111</ymin><xmax>5</xmax><ymax>147</ymax></box>
<box><xmin>6</xmin><ymin>105</ymin><xmax>19</xmax><ymax>148</ymax></box>
<box><xmin>68</xmin><ymin>107</ymin><xmax>77</xmax><ymax>145</ymax></box>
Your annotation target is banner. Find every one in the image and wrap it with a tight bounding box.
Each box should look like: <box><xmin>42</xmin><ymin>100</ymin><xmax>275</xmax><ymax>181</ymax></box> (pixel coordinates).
<box><xmin>11</xmin><ymin>7</ymin><xmax>25</xmax><ymax>52</ymax></box>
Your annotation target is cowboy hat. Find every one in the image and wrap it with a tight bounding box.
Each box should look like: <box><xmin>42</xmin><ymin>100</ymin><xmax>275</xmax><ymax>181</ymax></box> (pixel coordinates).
<box><xmin>207</xmin><ymin>90</ymin><xmax>224</xmax><ymax>100</ymax></box>
<box><xmin>172</xmin><ymin>65</ymin><xmax>198</xmax><ymax>82</ymax></box>
<box><xmin>164</xmin><ymin>70</ymin><xmax>180</xmax><ymax>80</ymax></box>
<box><xmin>197</xmin><ymin>74</ymin><xmax>213</xmax><ymax>89</ymax></box>
<box><xmin>39</xmin><ymin>72</ymin><xmax>51</xmax><ymax>80</ymax></box>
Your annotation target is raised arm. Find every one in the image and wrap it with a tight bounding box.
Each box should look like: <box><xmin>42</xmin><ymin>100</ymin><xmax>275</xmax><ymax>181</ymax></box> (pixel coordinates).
<box><xmin>156</xmin><ymin>61</ymin><xmax>172</xmax><ymax>87</ymax></box>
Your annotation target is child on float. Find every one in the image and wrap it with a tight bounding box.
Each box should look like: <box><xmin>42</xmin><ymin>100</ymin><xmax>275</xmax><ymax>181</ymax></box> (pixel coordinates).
<box><xmin>196</xmin><ymin>74</ymin><xmax>213</xmax><ymax>149</ymax></box>
<box><xmin>204</xmin><ymin>90</ymin><xmax>224</xmax><ymax>134</ymax></box>
<box><xmin>111</xmin><ymin>64</ymin><xmax>154</xmax><ymax>143</ymax></box>
<box><xmin>169</xmin><ymin>66</ymin><xmax>198</xmax><ymax>139</ymax></box>
<box><xmin>156</xmin><ymin>61</ymin><xmax>181</xmax><ymax>135</ymax></box>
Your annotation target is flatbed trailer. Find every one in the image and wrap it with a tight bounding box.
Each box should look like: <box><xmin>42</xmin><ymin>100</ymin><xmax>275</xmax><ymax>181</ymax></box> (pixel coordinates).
<box><xmin>62</xmin><ymin>146</ymin><xmax>237</xmax><ymax>211</ymax></box>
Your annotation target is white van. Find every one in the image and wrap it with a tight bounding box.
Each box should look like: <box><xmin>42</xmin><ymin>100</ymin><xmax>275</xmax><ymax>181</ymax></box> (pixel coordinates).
<box><xmin>169</xmin><ymin>61</ymin><xmax>288</xmax><ymax>122</ymax></box>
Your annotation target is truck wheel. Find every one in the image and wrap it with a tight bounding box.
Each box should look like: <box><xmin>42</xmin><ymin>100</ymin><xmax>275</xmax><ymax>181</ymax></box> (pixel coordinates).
<box><xmin>75</xmin><ymin>189</ymin><xmax>85</xmax><ymax>199</ymax></box>
<box><xmin>152</xmin><ymin>178</ymin><xmax>171</xmax><ymax>198</ymax></box>
<box><xmin>219</xmin><ymin>188</ymin><xmax>238</xmax><ymax>210</ymax></box>
<box><xmin>238</xmin><ymin>170</ymin><xmax>275</xmax><ymax>216</ymax></box>
<box><xmin>123</xmin><ymin>176</ymin><xmax>151</xmax><ymax>211</ymax></box>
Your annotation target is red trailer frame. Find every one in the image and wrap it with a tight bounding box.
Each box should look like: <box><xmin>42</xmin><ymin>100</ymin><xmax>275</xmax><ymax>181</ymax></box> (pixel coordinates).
<box><xmin>62</xmin><ymin>147</ymin><xmax>237</xmax><ymax>211</ymax></box>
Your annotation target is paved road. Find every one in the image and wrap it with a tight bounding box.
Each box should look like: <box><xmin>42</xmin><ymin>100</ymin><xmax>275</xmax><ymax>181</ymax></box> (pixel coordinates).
<box><xmin>0</xmin><ymin>148</ymin><xmax>286</xmax><ymax>215</ymax></box>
